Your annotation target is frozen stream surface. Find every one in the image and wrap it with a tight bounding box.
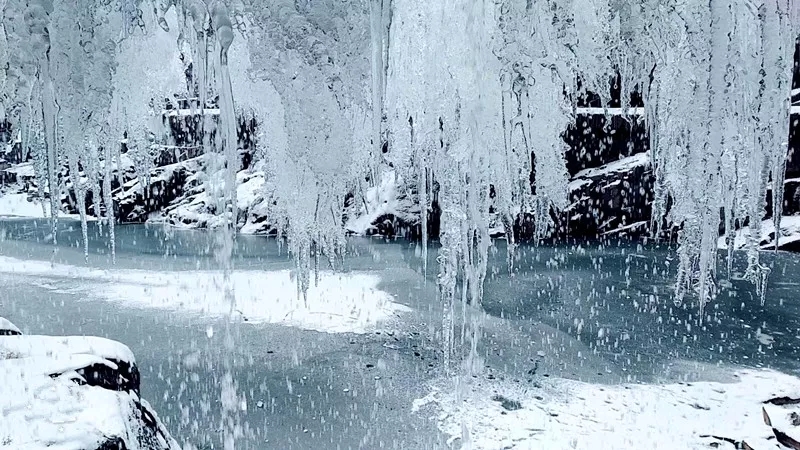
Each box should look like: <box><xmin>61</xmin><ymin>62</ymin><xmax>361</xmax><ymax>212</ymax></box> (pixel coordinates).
<box><xmin>3</xmin><ymin>219</ymin><xmax>800</xmax><ymax>449</ymax></box>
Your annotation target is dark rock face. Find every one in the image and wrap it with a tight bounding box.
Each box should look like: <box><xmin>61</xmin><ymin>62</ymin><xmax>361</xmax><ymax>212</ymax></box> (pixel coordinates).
<box><xmin>561</xmin><ymin>152</ymin><xmax>654</xmax><ymax>239</ymax></box>
<box><xmin>96</xmin><ymin>437</ymin><xmax>127</xmax><ymax>450</ymax></box>
<box><xmin>556</xmin><ymin>115</ymin><xmax>652</xmax><ymax>239</ymax></box>
<box><xmin>563</xmin><ymin>114</ymin><xmax>649</xmax><ymax>175</ymax></box>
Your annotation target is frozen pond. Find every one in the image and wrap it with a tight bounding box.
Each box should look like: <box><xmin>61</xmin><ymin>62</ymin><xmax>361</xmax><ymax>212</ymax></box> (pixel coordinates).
<box><xmin>2</xmin><ymin>218</ymin><xmax>800</xmax><ymax>448</ymax></box>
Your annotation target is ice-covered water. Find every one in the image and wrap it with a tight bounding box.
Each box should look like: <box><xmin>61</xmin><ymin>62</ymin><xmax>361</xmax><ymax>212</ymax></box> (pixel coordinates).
<box><xmin>2</xmin><ymin>220</ymin><xmax>800</xmax><ymax>447</ymax></box>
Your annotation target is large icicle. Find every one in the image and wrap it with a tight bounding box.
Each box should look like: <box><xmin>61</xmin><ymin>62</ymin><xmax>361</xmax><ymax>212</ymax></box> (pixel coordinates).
<box><xmin>211</xmin><ymin>1</ymin><xmax>238</xmax><ymax>241</ymax></box>
<box><xmin>23</xmin><ymin>0</ymin><xmax>61</xmax><ymax>247</ymax></box>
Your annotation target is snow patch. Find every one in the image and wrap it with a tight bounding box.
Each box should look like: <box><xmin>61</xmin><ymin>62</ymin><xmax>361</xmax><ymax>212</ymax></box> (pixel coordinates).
<box><xmin>0</xmin><ymin>257</ymin><xmax>410</xmax><ymax>334</ymax></box>
<box><xmin>0</xmin><ymin>193</ymin><xmax>47</xmax><ymax>218</ymax></box>
<box><xmin>575</xmin><ymin>107</ymin><xmax>646</xmax><ymax>116</ymax></box>
<box><xmin>601</xmin><ymin>220</ymin><xmax>648</xmax><ymax>236</ymax></box>
<box><xmin>415</xmin><ymin>368</ymin><xmax>800</xmax><ymax>449</ymax></box>
<box><xmin>3</xmin><ymin>162</ymin><xmax>36</xmax><ymax>178</ymax></box>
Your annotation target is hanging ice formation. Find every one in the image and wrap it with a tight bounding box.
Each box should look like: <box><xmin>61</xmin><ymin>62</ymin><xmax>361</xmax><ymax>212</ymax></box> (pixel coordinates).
<box><xmin>0</xmin><ymin>1</ymin><xmax>798</xmax><ymax>362</ymax></box>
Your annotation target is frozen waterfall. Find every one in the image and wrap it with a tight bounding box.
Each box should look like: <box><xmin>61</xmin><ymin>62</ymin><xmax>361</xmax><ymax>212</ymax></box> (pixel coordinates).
<box><xmin>0</xmin><ymin>0</ymin><xmax>798</xmax><ymax>374</ymax></box>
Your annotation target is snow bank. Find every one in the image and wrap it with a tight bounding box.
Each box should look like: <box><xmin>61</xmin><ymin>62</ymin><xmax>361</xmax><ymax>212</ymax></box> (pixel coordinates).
<box><xmin>414</xmin><ymin>367</ymin><xmax>800</xmax><ymax>449</ymax></box>
<box><xmin>718</xmin><ymin>215</ymin><xmax>800</xmax><ymax>250</ymax></box>
<box><xmin>0</xmin><ymin>257</ymin><xmax>410</xmax><ymax>334</ymax></box>
<box><xmin>0</xmin><ymin>193</ymin><xmax>47</xmax><ymax>218</ymax></box>
<box><xmin>0</xmin><ymin>317</ymin><xmax>21</xmax><ymax>334</ymax></box>
<box><xmin>0</xmin><ymin>190</ymin><xmax>94</xmax><ymax>220</ymax></box>
<box><xmin>4</xmin><ymin>162</ymin><xmax>36</xmax><ymax>178</ymax></box>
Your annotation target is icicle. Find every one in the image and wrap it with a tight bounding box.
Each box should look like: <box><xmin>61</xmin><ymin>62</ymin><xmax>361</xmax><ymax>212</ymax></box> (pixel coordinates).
<box><xmin>24</xmin><ymin>0</ymin><xmax>62</xmax><ymax>248</ymax></box>
<box><xmin>67</xmin><ymin>150</ymin><xmax>89</xmax><ymax>261</ymax></box>
<box><xmin>761</xmin><ymin>0</ymin><xmax>794</xmax><ymax>254</ymax></box>
<box><xmin>211</xmin><ymin>1</ymin><xmax>238</xmax><ymax>235</ymax></box>
<box><xmin>0</xmin><ymin>0</ymin><xmax>797</xmax><ymax>366</ymax></box>
<box><xmin>102</xmin><ymin>143</ymin><xmax>116</xmax><ymax>263</ymax></box>
<box><xmin>437</xmin><ymin>174</ymin><xmax>460</xmax><ymax>376</ymax></box>
<box><xmin>409</xmin><ymin>115</ymin><xmax>429</xmax><ymax>276</ymax></box>
<box><xmin>369</xmin><ymin>0</ymin><xmax>387</xmax><ymax>166</ymax></box>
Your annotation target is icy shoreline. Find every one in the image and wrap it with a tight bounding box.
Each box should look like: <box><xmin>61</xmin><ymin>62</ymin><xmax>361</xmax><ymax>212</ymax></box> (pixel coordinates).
<box><xmin>413</xmin><ymin>366</ymin><xmax>800</xmax><ymax>449</ymax></box>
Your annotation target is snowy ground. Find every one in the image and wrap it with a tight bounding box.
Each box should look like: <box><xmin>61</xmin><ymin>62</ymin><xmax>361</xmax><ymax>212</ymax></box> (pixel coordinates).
<box><xmin>0</xmin><ymin>256</ymin><xmax>410</xmax><ymax>334</ymax></box>
<box><xmin>0</xmin><ymin>192</ymin><xmax>92</xmax><ymax>221</ymax></box>
<box><xmin>414</xmin><ymin>365</ymin><xmax>800</xmax><ymax>449</ymax></box>
<box><xmin>0</xmin><ymin>192</ymin><xmax>48</xmax><ymax>218</ymax></box>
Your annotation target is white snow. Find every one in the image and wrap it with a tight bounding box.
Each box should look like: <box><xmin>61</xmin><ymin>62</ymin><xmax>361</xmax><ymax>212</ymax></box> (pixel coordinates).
<box><xmin>576</xmin><ymin>105</ymin><xmax>800</xmax><ymax>116</ymax></box>
<box><xmin>0</xmin><ymin>335</ymin><xmax>136</xmax><ymax>365</ymax></box>
<box><xmin>163</xmin><ymin>108</ymin><xmax>220</xmax><ymax>117</ymax></box>
<box><xmin>568</xmin><ymin>152</ymin><xmax>650</xmax><ymax>192</ymax></box>
<box><xmin>567</xmin><ymin>152</ymin><xmax>650</xmax><ymax>197</ymax></box>
<box><xmin>575</xmin><ymin>107</ymin><xmax>646</xmax><ymax>116</ymax></box>
<box><xmin>0</xmin><ymin>317</ymin><xmax>20</xmax><ymax>334</ymax></box>
<box><xmin>1</xmin><ymin>363</ymin><xmax>141</xmax><ymax>449</ymax></box>
<box><xmin>718</xmin><ymin>215</ymin><xmax>800</xmax><ymax>250</ymax></box>
<box><xmin>0</xmin><ymin>256</ymin><xmax>411</xmax><ymax>334</ymax></box>
<box><xmin>0</xmin><ymin>190</ymin><xmax>91</xmax><ymax>220</ymax></box>
<box><xmin>236</xmin><ymin>171</ymin><xmax>266</xmax><ymax>210</ymax></box>
<box><xmin>601</xmin><ymin>220</ymin><xmax>648</xmax><ymax>236</ymax></box>
<box><xmin>0</xmin><ymin>335</ymin><xmax>179</xmax><ymax>449</ymax></box>
<box><xmin>0</xmin><ymin>193</ymin><xmax>47</xmax><ymax>218</ymax></box>
<box><xmin>345</xmin><ymin>170</ymin><xmax>418</xmax><ymax>235</ymax></box>
<box><xmin>414</xmin><ymin>367</ymin><xmax>800</xmax><ymax>449</ymax></box>
<box><xmin>4</xmin><ymin>162</ymin><xmax>36</xmax><ymax>178</ymax></box>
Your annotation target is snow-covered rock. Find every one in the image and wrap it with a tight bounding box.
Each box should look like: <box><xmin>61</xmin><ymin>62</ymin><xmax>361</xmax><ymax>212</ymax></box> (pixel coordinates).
<box><xmin>560</xmin><ymin>151</ymin><xmax>654</xmax><ymax>238</ymax></box>
<box><xmin>114</xmin><ymin>156</ymin><xmax>201</xmax><ymax>223</ymax></box>
<box><xmin>345</xmin><ymin>170</ymin><xmax>419</xmax><ymax>236</ymax></box>
<box><xmin>0</xmin><ymin>317</ymin><xmax>21</xmax><ymax>335</ymax></box>
<box><xmin>718</xmin><ymin>216</ymin><xmax>800</xmax><ymax>251</ymax></box>
<box><xmin>0</xmin><ymin>317</ymin><xmax>179</xmax><ymax>450</ymax></box>
<box><xmin>152</xmin><ymin>161</ymin><xmax>277</xmax><ymax>234</ymax></box>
